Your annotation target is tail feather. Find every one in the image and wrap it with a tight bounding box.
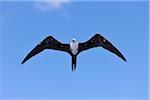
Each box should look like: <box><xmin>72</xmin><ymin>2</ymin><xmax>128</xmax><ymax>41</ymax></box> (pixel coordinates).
<box><xmin>72</xmin><ymin>56</ymin><xmax>77</xmax><ymax>71</ymax></box>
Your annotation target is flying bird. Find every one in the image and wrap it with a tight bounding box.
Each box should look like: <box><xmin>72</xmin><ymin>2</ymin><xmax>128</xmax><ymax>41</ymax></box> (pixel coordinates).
<box><xmin>21</xmin><ymin>33</ymin><xmax>126</xmax><ymax>71</ymax></box>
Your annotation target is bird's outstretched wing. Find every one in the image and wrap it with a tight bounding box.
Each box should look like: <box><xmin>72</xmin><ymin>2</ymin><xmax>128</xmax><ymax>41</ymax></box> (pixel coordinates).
<box><xmin>78</xmin><ymin>33</ymin><xmax>126</xmax><ymax>61</ymax></box>
<box><xmin>21</xmin><ymin>36</ymin><xmax>70</xmax><ymax>64</ymax></box>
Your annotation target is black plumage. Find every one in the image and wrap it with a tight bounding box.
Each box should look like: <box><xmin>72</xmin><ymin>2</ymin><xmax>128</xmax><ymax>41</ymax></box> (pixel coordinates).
<box><xmin>22</xmin><ymin>33</ymin><xmax>126</xmax><ymax>71</ymax></box>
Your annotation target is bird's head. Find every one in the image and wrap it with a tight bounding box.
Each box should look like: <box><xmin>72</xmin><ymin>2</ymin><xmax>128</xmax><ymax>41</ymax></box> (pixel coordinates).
<box><xmin>72</xmin><ymin>37</ymin><xmax>76</xmax><ymax>42</ymax></box>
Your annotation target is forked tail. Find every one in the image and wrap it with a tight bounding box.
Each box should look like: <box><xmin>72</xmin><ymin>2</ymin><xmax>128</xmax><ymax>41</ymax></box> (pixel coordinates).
<box><xmin>72</xmin><ymin>55</ymin><xmax>77</xmax><ymax>71</ymax></box>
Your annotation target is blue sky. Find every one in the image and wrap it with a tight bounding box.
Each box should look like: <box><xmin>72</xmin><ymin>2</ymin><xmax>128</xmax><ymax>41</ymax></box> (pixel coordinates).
<box><xmin>0</xmin><ymin>1</ymin><xmax>149</xmax><ymax>100</ymax></box>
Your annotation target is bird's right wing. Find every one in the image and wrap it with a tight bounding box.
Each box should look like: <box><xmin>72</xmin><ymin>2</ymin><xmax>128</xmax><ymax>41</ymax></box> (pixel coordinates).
<box><xmin>78</xmin><ymin>33</ymin><xmax>126</xmax><ymax>61</ymax></box>
<box><xmin>21</xmin><ymin>36</ymin><xmax>70</xmax><ymax>64</ymax></box>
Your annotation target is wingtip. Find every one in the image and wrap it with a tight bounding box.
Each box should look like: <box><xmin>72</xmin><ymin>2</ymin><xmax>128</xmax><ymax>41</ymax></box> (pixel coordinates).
<box><xmin>122</xmin><ymin>57</ymin><xmax>127</xmax><ymax>62</ymax></box>
<box><xmin>21</xmin><ymin>59</ymin><xmax>26</xmax><ymax>64</ymax></box>
<box><xmin>124</xmin><ymin>58</ymin><xmax>127</xmax><ymax>62</ymax></box>
<box><xmin>21</xmin><ymin>61</ymin><xmax>24</xmax><ymax>64</ymax></box>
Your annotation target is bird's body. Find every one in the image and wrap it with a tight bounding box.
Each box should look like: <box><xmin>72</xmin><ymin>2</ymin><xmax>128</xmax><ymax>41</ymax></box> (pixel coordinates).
<box><xmin>22</xmin><ymin>33</ymin><xmax>126</xmax><ymax>71</ymax></box>
<box><xmin>70</xmin><ymin>39</ymin><xmax>79</xmax><ymax>55</ymax></box>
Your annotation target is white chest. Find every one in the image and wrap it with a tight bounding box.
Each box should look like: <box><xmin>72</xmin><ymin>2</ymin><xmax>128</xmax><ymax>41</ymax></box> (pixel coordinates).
<box><xmin>70</xmin><ymin>42</ymin><xmax>79</xmax><ymax>55</ymax></box>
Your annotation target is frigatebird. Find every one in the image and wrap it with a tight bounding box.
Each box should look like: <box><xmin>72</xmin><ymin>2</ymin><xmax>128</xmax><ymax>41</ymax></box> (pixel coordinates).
<box><xmin>21</xmin><ymin>33</ymin><xmax>126</xmax><ymax>71</ymax></box>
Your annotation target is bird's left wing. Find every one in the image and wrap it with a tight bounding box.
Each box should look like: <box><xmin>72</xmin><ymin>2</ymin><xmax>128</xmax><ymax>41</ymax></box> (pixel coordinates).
<box><xmin>78</xmin><ymin>33</ymin><xmax>126</xmax><ymax>61</ymax></box>
<box><xmin>21</xmin><ymin>36</ymin><xmax>70</xmax><ymax>64</ymax></box>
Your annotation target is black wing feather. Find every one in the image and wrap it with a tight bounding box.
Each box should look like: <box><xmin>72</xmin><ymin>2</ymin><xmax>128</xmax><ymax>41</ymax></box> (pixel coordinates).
<box><xmin>78</xmin><ymin>34</ymin><xmax>126</xmax><ymax>61</ymax></box>
<box><xmin>21</xmin><ymin>36</ymin><xmax>70</xmax><ymax>64</ymax></box>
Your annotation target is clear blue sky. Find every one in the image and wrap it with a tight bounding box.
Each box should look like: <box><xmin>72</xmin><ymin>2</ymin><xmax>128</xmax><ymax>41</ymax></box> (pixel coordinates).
<box><xmin>0</xmin><ymin>1</ymin><xmax>148</xmax><ymax>100</ymax></box>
